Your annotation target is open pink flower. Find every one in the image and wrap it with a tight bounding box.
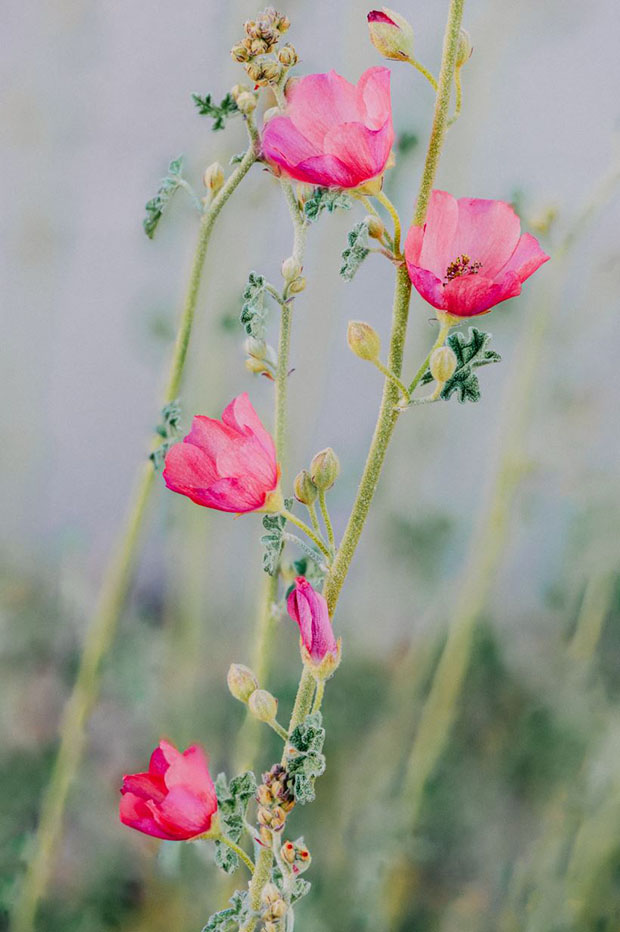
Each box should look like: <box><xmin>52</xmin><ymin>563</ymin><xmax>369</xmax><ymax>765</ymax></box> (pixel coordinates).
<box><xmin>120</xmin><ymin>740</ymin><xmax>218</xmax><ymax>841</ymax></box>
<box><xmin>404</xmin><ymin>190</ymin><xmax>549</xmax><ymax>317</ymax></box>
<box><xmin>163</xmin><ymin>393</ymin><xmax>280</xmax><ymax>513</ymax></box>
<box><xmin>261</xmin><ymin>67</ymin><xmax>394</xmax><ymax>188</ymax></box>
<box><xmin>287</xmin><ymin>577</ymin><xmax>339</xmax><ymax>664</ymax></box>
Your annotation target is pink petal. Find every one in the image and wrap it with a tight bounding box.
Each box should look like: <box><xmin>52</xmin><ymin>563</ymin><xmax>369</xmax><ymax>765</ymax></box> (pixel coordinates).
<box><xmin>149</xmin><ymin>740</ymin><xmax>181</xmax><ymax>775</ymax></box>
<box><xmin>184</xmin><ymin>415</ymin><xmax>240</xmax><ymax>455</ymax></box>
<box><xmin>442</xmin><ymin>272</ymin><xmax>522</xmax><ymax>317</ymax></box>
<box><xmin>150</xmin><ymin>785</ymin><xmax>215</xmax><ymax>839</ymax></box>
<box><xmin>165</xmin><ymin>745</ymin><xmax>217</xmax><ymax>805</ymax></box>
<box><xmin>450</xmin><ymin>197</ymin><xmax>521</xmax><ymax>278</ymax></box>
<box><xmin>286</xmin><ymin>154</ymin><xmax>361</xmax><ymax>187</ymax></box>
<box><xmin>121</xmin><ymin>771</ymin><xmax>166</xmax><ymax>803</ymax></box>
<box><xmin>222</xmin><ymin>393</ymin><xmax>276</xmax><ymax>463</ymax></box>
<box><xmin>357</xmin><ymin>66</ymin><xmax>393</xmax><ymax>131</ymax></box>
<box><xmin>415</xmin><ymin>190</ymin><xmax>460</xmax><ymax>276</ymax></box>
<box><xmin>162</xmin><ymin>442</ymin><xmax>218</xmax><ymax>498</ymax></box>
<box><xmin>286</xmin><ymin>71</ymin><xmax>359</xmax><ymax>145</ymax></box>
<box><xmin>261</xmin><ymin>115</ymin><xmax>322</xmax><ymax>171</ymax></box>
<box><xmin>404</xmin><ymin>262</ymin><xmax>446</xmax><ymax>310</ymax></box>
<box><xmin>119</xmin><ymin>792</ymin><xmax>177</xmax><ymax>840</ymax></box>
<box><xmin>367</xmin><ymin>11</ymin><xmax>397</xmax><ymax>25</ymax></box>
<box><xmin>498</xmin><ymin>232</ymin><xmax>550</xmax><ymax>281</ymax></box>
<box><xmin>193</xmin><ymin>476</ymin><xmax>269</xmax><ymax>513</ymax></box>
<box><xmin>322</xmin><ymin>123</ymin><xmax>383</xmax><ymax>185</ymax></box>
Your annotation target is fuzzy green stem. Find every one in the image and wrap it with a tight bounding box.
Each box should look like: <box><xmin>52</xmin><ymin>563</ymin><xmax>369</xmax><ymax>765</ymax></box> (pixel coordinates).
<box><xmin>217</xmin><ymin>835</ymin><xmax>256</xmax><ymax>874</ymax></box>
<box><xmin>406</xmin><ymin>57</ymin><xmax>439</xmax><ymax>91</ymax></box>
<box><xmin>268</xmin><ymin>718</ymin><xmax>290</xmax><ymax>742</ymax></box>
<box><xmin>447</xmin><ymin>68</ymin><xmax>463</xmax><ymax>126</ymax></box>
<box><xmin>318</xmin><ymin>492</ymin><xmax>335</xmax><ymax>551</ymax></box>
<box><xmin>12</xmin><ymin>133</ymin><xmax>260</xmax><ymax>932</ymax></box>
<box><xmin>413</xmin><ymin>0</ymin><xmax>465</xmax><ymax>226</ymax></box>
<box><xmin>241</xmin><ymin>847</ymin><xmax>274</xmax><ymax>932</ymax></box>
<box><xmin>407</xmin><ymin>318</ymin><xmax>452</xmax><ymax>396</ymax></box>
<box><xmin>375</xmin><ymin>190</ymin><xmax>402</xmax><ymax>255</ymax></box>
<box><xmin>281</xmin><ymin>510</ymin><xmax>331</xmax><ymax>561</ymax></box>
<box><xmin>311</xmin><ymin>679</ymin><xmax>325</xmax><ymax>716</ymax></box>
<box><xmin>307</xmin><ymin>502</ymin><xmax>322</xmax><ymax>536</ymax></box>
<box><xmin>285</xmin><ymin>668</ymin><xmax>317</xmax><ymax>752</ymax></box>
<box><xmin>373</xmin><ymin>358</ymin><xmax>410</xmax><ymax>402</ymax></box>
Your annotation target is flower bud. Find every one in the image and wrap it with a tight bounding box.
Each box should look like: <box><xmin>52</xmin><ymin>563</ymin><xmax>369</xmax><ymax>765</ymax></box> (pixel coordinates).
<box><xmin>245</xmin><ymin>336</ymin><xmax>267</xmax><ymax>359</ymax></box>
<box><xmin>231</xmin><ymin>42</ymin><xmax>251</xmax><ymax>63</ymax></box>
<box><xmin>268</xmin><ymin>899</ymin><xmax>288</xmax><ymax>920</ymax></box>
<box><xmin>310</xmin><ymin>447</ymin><xmax>340</xmax><ymax>491</ymax></box>
<box><xmin>429</xmin><ymin>346</ymin><xmax>457</xmax><ymax>383</ymax></box>
<box><xmin>281</xmin><ymin>256</ymin><xmax>302</xmax><ymax>281</ymax></box>
<box><xmin>366</xmin><ymin>215</ymin><xmax>386</xmax><ymax>240</ymax></box>
<box><xmin>263</xmin><ymin>105</ymin><xmax>280</xmax><ymax>124</ymax></box>
<box><xmin>367</xmin><ymin>8</ymin><xmax>415</xmax><ymax>62</ymax></box>
<box><xmin>347</xmin><ymin>320</ymin><xmax>381</xmax><ymax>362</ymax></box>
<box><xmin>203</xmin><ymin>161</ymin><xmax>225</xmax><ymax>195</ymax></box>
<box><xmin>231</xmin><ymin>83</ymin><xmax>248</xmax><ymax>101</ymax></box>
<box><xmin>248</xmin><ymin>688</ymin><xmax>278</xmax><ymax>722</ymax></box>
<box><xmin>245</xmin><ymin>357</ymin><xmax>274</xmax><ymax>378</ymax></box>
<box><xmin>456</xmin><ymin>28</ymin><xmax>473</xmax><ymax>68</ymax></box>
<box><xmin>245</xmin><ymin>60</ymin><xmax>281</xmax><ymax>85</ymax></box>
<box><xmin>294</xmin><ymin>469</ymin><xmax>318</xmax><ymax>506</ymax></box>
<box><xmin>227</xmin><ymin>663</ymin><xmax>259</xmax><ymax>703</ymax></box>
<box><xmin>281</xmin><ymin>840</ymin><xmax>296</xmax><ymax>864</ymax></box>
<box><xmin>235</xmin><ymin>91</ymin><xmax>257</xmax><ymax>114</ymax></box>
<box><xmin>287</xmin><ymin>275</ymin><xmax>306</xmax><ymax>295</ymax></box>
<box><xmin>261</xmin><ymin>883</ymin><xmax>281</xmax><ymax>906</ymax></box>
<box><xmin>278</xmin><ymin>43</ymin><xmax>298</xmax><ymax>67</ymax></box>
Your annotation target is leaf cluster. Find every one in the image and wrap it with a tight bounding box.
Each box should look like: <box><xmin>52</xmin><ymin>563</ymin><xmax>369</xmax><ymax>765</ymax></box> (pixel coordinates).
<box><xmin>340</xmin><ymin>220</ymin><xmax>370</xmax><ymax>282</ymax></box>
<box><xmin>240</xmin><ymin>272</ymin><xmax>268</xmax><ymax>339</ymax></box>
<box><xmin>149</xmin><ymin>399</ymin><xmax>182</xmax><ymax>471</ymax></box>
<box><xmin>143</xmin><ymin>156</ymin><xmax>185</xmax><ymax>239</ymax></box>
<box><xmin>303</xmin><ymin>187</ymin><xmax>352</xmax><ymax>222</ymax></box>
<box><xmin>261</xmin><ymin>501</ymin><xmax>292</xmax><ymax>576</ymax></box>
<box><xmin>213</xmin><ymin>771</ymin><xmax>257</xmax><ymax>874</ymax></box>
<box><xmin>421</xmin><ymin>326</ymin><xmax>501</xmax><ymax>403</ymax></box>
<box><xmin>285</xmin><ymin>712</ymin><xmax>326</xmax><ymax>804</ymax></box>
<box><xmin>202</xmin><ymin>890</ymin><xmax>248</xmax><ymax>931</ymax></box>
<box><xmin>191</xmin><ymin>92</ymin><xmax>239</xmax><ymax>131</ymax></box>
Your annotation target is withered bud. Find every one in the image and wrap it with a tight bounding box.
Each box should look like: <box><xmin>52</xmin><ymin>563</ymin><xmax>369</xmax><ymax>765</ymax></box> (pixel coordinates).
<box><xmin>235</xmin><ymin>91</ymin><xmax>258</xmax><ymax>114</ymax></box>
<box><xmin>267</xmin><ymin>899</ymin><xmax>288</xmax><ymax>920</ymax></box>
<box><xmin>456</xmin><ymin>28</ymin><xmax>473</xmax><ymax>68</ymax></box>
<box><xmin>429</xmin><ymin>346</ymin><xmax>457</xmax><ymax>383</ymax></box>
<box><xmin>294</xmin><ymin>469</ymin><xmax>318</xmax><ymax>506</ymax></box>
<box><xmin>245</xmin><ymin>60</ymin><xmax>281</xmax><ymax>85</ymax></box>
<box><xmin>278</xmin><ymin>43</ymin><xmax>298</xmax><ymax>67</ymax></box>
<box><xmin>256</xmin><ymin>784</ymin><xmax>273</xmax><ymax>806</ymax></box>
<box><xmin>310</xmin><ymin>447</ymin><xmax>340</xmax><ymax>491</ymax></box>
<box><xmin>259</xmin><ymin>825</ymin><xmax>272</xmax><ymax>846</ymax></box>
<box><xmin>347</xmin><ymin>320</ymin><xmax>381</xmax><ymax>362</ymax></box>
<box><xmin>261</xmin><ymin>884</ymin><xmax>281</xmax><ymax>906</ymax></box>
<box><xmin>366</xmin><ymin>215</ymin><xmax>386</xmax><ymax>240</ymax></box>
<box><xmin>257</xmin><ymin>805</ymin><xmax>273</xmax><ymax>826</ymax></box>
<box><xmin>203</xmin><ymin>161</ymin><xmax>225</xmax><ymax>194</ymax></box>
<box><xmin>231</xmin><ymin>42</ymin><xmax>251</xmax><ymax>63</ymax></box>
<box><xmin>226</xmin><ymin>663</ymin><xmax>259</xmax><ymax>703</ymax></box>
<box><xmin>248</xmin><ymin>688</ymin><xmax>278</xmax><ymax>722</ymax></box>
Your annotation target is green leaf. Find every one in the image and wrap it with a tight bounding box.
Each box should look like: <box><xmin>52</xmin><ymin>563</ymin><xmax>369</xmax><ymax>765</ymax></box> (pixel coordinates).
<box><xmin>291</xmin><ymin>877</ymin><xmax>312</xmax><ymax>904</ymax></box>
<box><xmin>149</xmin><ymin>399</ymin><xmax>183</xmax><ymax>471</ymax></box>
<box><xmin>285</xmin><ymin>713</ymin><xmax>326</xmax><ymax>805</ymax></box>
<box><xmin>143</xmin><ymin>156</ymin><xmax>185</xmax><ymax>239</ymax></box>
<box><xmin>340</xmin><ymin>220</ymin><xmax>370</xmax><ymax>282</ymax></box>
<box><xmin>229</xmin><ymin>771</ymin><xmax>257</xmax><ymax>808</ymax></box>
<box><xmin>304</xmin><ymin>187</ymin><xmax>352</xmax><ymax>221</ymax></box>
<box><xmin>214</xmin><ymin>771</ymin><xmax>256</xmax><ymax>848</ymax></box>
<box><xmin>420</xmin><ymin>327</ymin><xmax>501</xmax><ymax>404</ymax></box>
<box><xmin>261</xmin><ymin>510</ymin><xmax>287</xmax><ymax>576</ymax></box>
<box><xmin>202</xmin><ymin>890</ymin><xmax>248</xmax><ymax>931</ymax></box>
<box><xmin>214</xmin><ymin>841</ymin><xmax>239</xmax><ymax>874</ymax></box>
<box><xmin>192</xmin><ymin>92</ymin><xmax>239</xmax><ymax>131</ymax></box>
<box><xmin>240</xmin><ymin>272</ymin><xmax>267</xmax><ymax>338</ymax></box>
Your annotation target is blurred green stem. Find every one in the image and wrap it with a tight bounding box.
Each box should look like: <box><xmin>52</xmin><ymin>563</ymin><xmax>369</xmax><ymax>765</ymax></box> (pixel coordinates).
<box><xmin>12</xmin><ymin>128</ymin><xmax>260</xmax><ymax>932</ymax></box>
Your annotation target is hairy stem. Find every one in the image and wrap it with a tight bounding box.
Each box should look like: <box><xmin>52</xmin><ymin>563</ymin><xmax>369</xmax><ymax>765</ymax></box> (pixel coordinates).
<box><xmin>318</xmin><ymin>492</ymin><xmax>335</xmax><ymax>551</ymax></box>
<box><xmin>407</xmin><ymin>318</ymin><xmax>452</xmax><ymax>396</ymax></box>
<box><xmin>12</xmin><ymin>133</ymin><xmax>260</xmax><ymax>932</ymax></box>
<box><xmin>241</xmin><ymin>847</ymin><xmax>274</xmax><ymax>932</ymax></box>
<box><xmin>217</xmin><ymin>836</ymin><xmax>256</xmax><ymax>874</ymax></box>
<box><xmin>281</xmin><ymin>510</ymin><xmax>332</xmax><ymax>560</ymax></box>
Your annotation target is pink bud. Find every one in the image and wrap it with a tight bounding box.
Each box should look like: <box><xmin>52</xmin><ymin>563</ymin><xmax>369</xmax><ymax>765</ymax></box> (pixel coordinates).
<box><xmin>287</xmin><ymin>577</ymin><xmax>339</xmax><ymax>665</ymax></box>
<box><xmin>120</xmin><ymin>740</ymin><xmax>218</xmax><ymax>840</ymax></box>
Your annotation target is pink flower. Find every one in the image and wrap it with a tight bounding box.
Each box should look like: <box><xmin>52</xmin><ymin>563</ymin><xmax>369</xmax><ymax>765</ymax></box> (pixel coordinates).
<box><xmin>404</xmin><ymin>190</ymin><xmax>549</xmax><ymax>317</ymax></box>
<box><xmin>287</xmin><ymin>577</ymin><xmax>339</xmax><ymax>665</ymax></box>
<box><xmin>120</xmin><ymin>740</ymin><xmax>218</xmax><ymax>841</ymax></box>
<box><xmin>261</xmin><ymin>68</ymin><xmax>394</xmax><ymax>188</ymax></box>
<box><xmin>163</xmin><ymin>393</ymin><xmax>280</xmax><ymax>514</ymax></box>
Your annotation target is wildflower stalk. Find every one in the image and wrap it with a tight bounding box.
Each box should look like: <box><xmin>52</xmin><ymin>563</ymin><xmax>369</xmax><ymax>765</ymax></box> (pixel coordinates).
<box><xmin>12</xmin><ymin>125</ymin><xmax>260</xmax><ymax>932</ymax></box>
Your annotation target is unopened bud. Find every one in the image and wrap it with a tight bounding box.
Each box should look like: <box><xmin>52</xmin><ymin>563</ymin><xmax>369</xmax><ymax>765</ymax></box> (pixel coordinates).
<box><xmin>245</xmin><ymin>336</ymin><xmax>267</xmax><ymax>359</ymax></box>
<box><xmin>245</xmin><ymin>357</ymin><xmax>273</xmax><ymax>377</ymax></box>
<box><xmin>310</xmin><ymin>447</ymin><xmax>340</xmax><ymax>491</ymax></box>
<box><xmin>231</xmin><ymin>83</ymin><xmax>248</xmax><ymax>101</ymax></box>
<box><xmin>269</xmin><ymin>899</ymin><xmax>288</xmax><ymax>920</ymax></box>
<box><xmin>227</xmin><ymin>663</ymin><xmax>259</xmax><ymax>703</ymax></box>
<box><xmin>231</xmin><ymin>42</ymin><xmax>251</xmax><ymax>63</ymax></box>
<box><xmin>263</xmin><ymin>106</ymin><xmax>280</xmax><ymax>124</ymax></box>
<box><xmin>235</xmin><ymin>91</ymin><xmax>257</xmax><ymax>114</ymax></box>
<box><xmin>261</xmin><ymin>884</ymin><xmax>281</xmax><ymax>907</ymax></box>
<box><xmin>281</xmin><ymin>256</ymin><xmax>302</xmax><ymax>281</ymax></box>
<box><xmin>366</xmin><ymin>215</ymin><xmax>386</xmax><ymax>240</ymax></box>
<box><xmin>456</xmin><ymin>28</ymin><xmax>473</xmax><ymax>68</ymax></box>
<box><xmin>429</xmin><ymin>346</ymin><xmax>457</xmax><ymax>383</ymax></box>
<box><xmin>347</xmin><ymin>320</ymin><xmax>381</xmax><ymax>362</ymax></box>
<box><xmin>245</xmin><ymin>60</ymin><xmax>281</xmax><ymax>85</ymax></box>
<box><xmin>273</xmin><ymin>11</ymin><xmax>290</xmax><ymax>32</ymax></box>
<box><xmin>203</xmin><ymin>161</ymin><xmax>225</xmax><ymax>195</ymax></box>
<box><xmin>294</xmin><ymin>469</ymin><xmax>318</xmax><ymax>506</ymax></box>
<box><xmin>278</xmin><ymin>43</ymin><xmax>298</xmax><ymax>67</ymax></box>
<box><xmin>367</xmin><ymin>8</ymin><xmax>415</xmax><ymax>62</ymax></box>
<box><xmin>248</xmin><ymin>688</ymin><xmax>278</xmax><ymax>722</ymax></box>
<box><xmin>281</xmin><ymin>840</ymin><xmax>296</xmax><ymax>864</ymax></box>
<box><xmin>287</xmin><ymin>276</ymin><xmax>306</xmax><ymax>295</ymax></box>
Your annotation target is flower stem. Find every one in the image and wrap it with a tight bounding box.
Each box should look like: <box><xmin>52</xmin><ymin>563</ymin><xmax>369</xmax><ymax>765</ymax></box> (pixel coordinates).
<box><xmin>217</xmin><ymin>835</ymin><xmax>256</xmax><ymax>874</ymax></box>
<box><xmin>241</xmin><ymin>847</ymin><xmax>274</xmax><ymax>932</ymax></box>
<box><xmin>447</xmin><ymin>68</ymin><xmax>463</xmax><ymax>126</ymax></box>
<box><xmin>413</xmin><ymin>0</ymin><xmax>465</xmax><ymax>226</ymax></box>
<box><xmin>12</xmin><ymin>133</ymin><xmax>260</xmax><ymax>932</ymax></box>
<box><xmin>284</xmin><ymin>668</ymin><xmax>317</xmax><ymax>756</ymax></box>
<box><xmin>269</xmin><ymin>718</ymin><xmax>290</xmax><ymax>742</ymax></box>
<box><xmin>281</xmin><ymin>510</ymin><xmax>331</xmax><ymax>560</ymax></box>
<box><xmin>307</xmin><ymin>502</ymin><xmax>322</xmax><ymax>536</ymax></box>
<box><xmin>373</xmin><ymin>358</ymin><xmax>410</xmax><ymax>402</ymax></box>
<box><xmin>318</xmin><ymin>491</ymin><xmax>335</xmax><ymax>551</ymax></box>
<box><xmin>407</xmin><ymin>318</ymin><xmax>452</xmax><ymax>397</ymax></box>
<box><xmin>406</xmin><ymin>58</ymin><xmax>439</xmax><ymax>91</ymax></box>
<box><xmin>375</xmin><ymin>189</ymin><xmax>402</xmax><ymax>255</ymax></box>
<box><xmin>311</xmin><ymin>679</ymin><xmax>325</xmax><ymax>716</ymax></box>
<box><xmin>322</xmin><ymin>0</ymin><xmax>465</xmax><ymax>617</ymax></box>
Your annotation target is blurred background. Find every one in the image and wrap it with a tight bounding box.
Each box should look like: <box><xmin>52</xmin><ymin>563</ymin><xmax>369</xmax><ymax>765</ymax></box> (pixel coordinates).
<box><xmin>3</xmin><ymin>0</ymin><xmax>620</xmax><ymax>929</ymax></box>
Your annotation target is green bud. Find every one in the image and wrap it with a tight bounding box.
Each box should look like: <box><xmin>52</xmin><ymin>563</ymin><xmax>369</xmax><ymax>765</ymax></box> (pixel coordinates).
<box><xmin>456</xmin><ymin>28</ymin><xmax>473</xmax><ymax>68</ymax></box>
<box><xmin>226</xmin><ymin>663</ymin><xmax>259</xmax><ymax>703</ymax></box>
<box><xmin>367</xmin><ymin>8</ymin><xmax>415</xmax><ymax>63</ymax></box>
<box><xmin>248</xmin><ymin>688</ymin><xmax>278</xmax><ymax>722</ymax></box>
<box><xmin>429</xmin><ymin>346</ymin><xmax>457</xmax><ymax>383</ymax></box>
<box><xmin>347</xmin><ymin>320</ymin><xmax>381</xmax><ymax>362</ymax></box>
<box><xmin>281</xmin><ymin>256</ymin><xmax>302</xmax><ymax>281</ymax></box>
<box><xmin>203</xmin><ymin>161</ymin><xmax>225</xmax><ymax>194</ymax></box>
<box><xmin>294</xmin><ymin>469</ymin><xmax>318</xmax><ymax>506</ymax></box>
<box><xmin>310</xmin><ymin>447</ymin><xmax>340</xmax><ymax>491</ymax></box>
<box><xmin>287</xmin><ymin>276</ymin><xmax>306</xmax><ymax>295</ymax></box>
<box><xmin>235</xmin><ymin>91</ymin><xmax>257</xmax><ymax>114</ymax></box>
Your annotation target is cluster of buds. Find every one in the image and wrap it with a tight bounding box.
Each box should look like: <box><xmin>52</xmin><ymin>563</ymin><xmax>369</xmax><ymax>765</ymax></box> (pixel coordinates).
<box><xmin>231</xmin><ymin>8</ymin><xmax>295</xmax><ymax>87</ymax></box>
<box><xmin>230</xmin><ymin>83</ymin><xmax>258</xmax><ymax>115</ymax></box>
<box><xmin>260</xmin><ymin>883</ymin><xmax>288</xmax><ymax>930</ymax></box>
<box><xmin>281</xmin><ymin>255</ymin><xmax>306</xmax><ymax>296</ymax></box>
<box><xmin>256</xmin><ymin>764</ymin><xmax>295</xmax><ymax>845</ymax></box>
<box><xmin>244</xmin><ymin>336</ymin><xmax>277</xmax><ymax>379</ymax></box>
<box><xmin>281</xmin><ymin>837</ymin><xmax>311</xmax><ymax>873</ymax></box>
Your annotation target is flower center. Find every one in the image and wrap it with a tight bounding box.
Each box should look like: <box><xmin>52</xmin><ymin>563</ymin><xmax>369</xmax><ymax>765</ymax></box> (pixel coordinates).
<box><xmin>444</xmin><ymin>254</ymin><xmax>482</xmax><ymax>283</ymax></box>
